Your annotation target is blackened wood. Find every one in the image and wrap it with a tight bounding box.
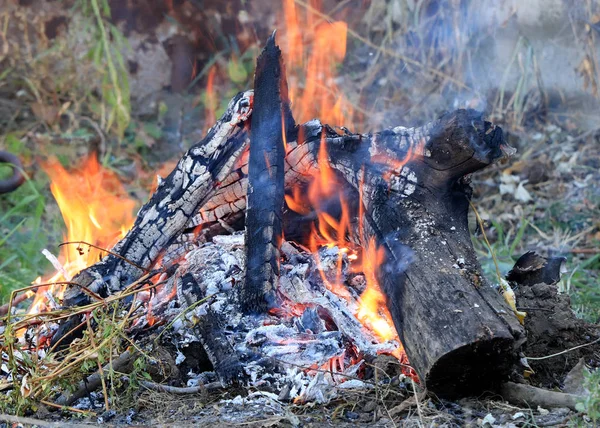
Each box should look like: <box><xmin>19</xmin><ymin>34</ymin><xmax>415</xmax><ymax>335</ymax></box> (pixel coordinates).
<box><xmin>242</xmin><ymin>33</ymin><xmax>294</xmax><ymax>313</ymax></box>
<box><xmin>51</xmin><ymin>91</ymin><xmax>253</xmax><ymax>346</ymax></box>
<box><xmin>48</xmin><ymin>76</ymin><xmax>523</xmax><ymax>398</ymax></box>
<box><xmin>192</xmin><ymin>307</ymin><xmax>245</xmax><ymax>385</ymax></box>
<box><xmin>176</xmin><ymin>112</ymin><xmax>527</xmax><ymax>396</ymax></box>
<box><xmin>317</xmin><ymin>111</ymin><xmax>526</xmax><ymax>397</ymax></box>
<box><xmin>507</xmin><ymin>251</ymin><xmax>566</xmax><ymax>286</ymax></box>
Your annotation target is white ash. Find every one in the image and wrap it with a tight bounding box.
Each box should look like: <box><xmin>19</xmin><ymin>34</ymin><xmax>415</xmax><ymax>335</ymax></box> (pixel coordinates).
<box><xmin>216</xmin><ymin>393</ymin><xmax>290</xmax><ymax>423</ymax></box>
<box><xmin>453</xmin><ymin>257</ymin><xmax>466</xmax><ymax>270</ymax></box>
<box><xmin>140</xmin><ymin>235</ymin><xmax>403</xmax><ymax>405</ymax></box>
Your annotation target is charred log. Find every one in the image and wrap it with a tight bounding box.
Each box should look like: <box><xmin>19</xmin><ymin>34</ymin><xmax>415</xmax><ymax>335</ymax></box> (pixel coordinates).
<box><xmin>303</xmin><ymin>112</ymin><xmax>527</xmax><ymax>397</ymax></box>
<box><xmin>51</xmin><ymin>92</ymin><xmax>253</xmax><ymax>346</ymax></box>
<box><xmin>365</xmin><ymin>114</ymin><xmax>525</xmax><ymax>397</ymax></box>
<box><xmin>242</xmin><ymin>33</ymin><xmax>294</xmax><ymax>313</ymax></box>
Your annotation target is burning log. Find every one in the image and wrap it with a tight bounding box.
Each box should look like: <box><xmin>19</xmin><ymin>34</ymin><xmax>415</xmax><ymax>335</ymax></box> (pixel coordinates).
<box><xmin>321</xmin><ymin>113</ymin><xmax>527</xmax><ymax>397</ymax></box>
<box><xmin>50</xmin><ymin>36</ymin><xmax>526</xmax><ymax>399</ymax></box>
<box><xmin>243</xmin><ymin>32</ymin><xmax>295</xmax><ymax>313</ymax></box>
<box><xmin>51</xmin><ymin>91</ymin><xmax>253</xmax><ymax>345</ymax></box>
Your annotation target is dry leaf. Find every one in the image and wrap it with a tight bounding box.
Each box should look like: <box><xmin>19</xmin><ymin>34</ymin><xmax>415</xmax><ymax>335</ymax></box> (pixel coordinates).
<box><xmin>30</xmin><ymin>102</ymin><xmax>60</xmax><ymax>125</ymax></box>
<box><xmin>577</xmin><ymin>55</ymin><xmax>598</xmax><ymax>97</ymax></box>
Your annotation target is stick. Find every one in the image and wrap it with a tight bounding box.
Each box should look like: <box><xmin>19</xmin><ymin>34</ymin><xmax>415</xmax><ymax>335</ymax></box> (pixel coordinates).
<box><xmin>54</xmin><ymin>350</ymin><xmax>134</xmax><ymax>406</ymax></box>
<box><xmin>0</xmin><ymin>414</ymin><xmax>87</xmax><ymax>427</ymax></box>
<box><xmin>140</xmin><ymin>380</ymin><xmax>222</xmax><ymax>394</ymax></box>
<box><xmin>500</xmin><ymin>382</ymin><xmax>581</xmax><ymax>410</ymax></box>
<box><xmin>242</xmin><ymin>32</ymin><xmax>294</xmax><ymax>313</ymax></box>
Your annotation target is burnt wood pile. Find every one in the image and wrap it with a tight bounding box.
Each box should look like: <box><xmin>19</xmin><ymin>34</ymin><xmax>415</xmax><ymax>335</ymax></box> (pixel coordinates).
<box><xmin>51</xmin><ymin>34</ymin><xmax>527</xmax><ymax>398</ymax></box>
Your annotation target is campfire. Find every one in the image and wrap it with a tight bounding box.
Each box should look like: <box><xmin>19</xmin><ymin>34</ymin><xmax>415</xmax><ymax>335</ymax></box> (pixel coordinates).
<box><xmin>1</xmin><ymin>32</ymin><xmax>518</xmax><ymax>405</ymax></box>
<box><xmin>2</xmin><ymin>2</ymin><xmax>595</xmax><ymax>421</ymax></box>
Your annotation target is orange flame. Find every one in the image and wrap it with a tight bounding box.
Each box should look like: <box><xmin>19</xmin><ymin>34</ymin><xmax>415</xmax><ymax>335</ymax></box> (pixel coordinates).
<box><xmin>204</xmin><ymin>65</ymin><xmax>218</xmax><ymax>133</ymax></box>
<box><xmin>280</xmin><ymin>1</ymin><xmax>353</xmax><ymax>126</ymax></box>
<box><xmin>356</xmin><ymin>237</ymin><xmax>395</xmax><ymax>341</ymax></box>
<box><xmin>28</xmin><ymin>156</ymin><xmax>135</xmax><ymax>314</ymax></box>
<box><xmin>284</xmin><ymin>126</ymin><xmax>406</xmax><ymax>360</ymax></box>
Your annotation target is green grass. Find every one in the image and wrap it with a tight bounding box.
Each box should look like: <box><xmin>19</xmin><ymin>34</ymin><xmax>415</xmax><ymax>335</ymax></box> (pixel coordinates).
<box><xmin>0</xmin><ymin>170</ymin><xmax>58</xmax><ymax>303</ymax></box>
<box><xmin>473</xmin><ymin>212</ymin><xmax>600</xmax><ymax>323</ymax></box>
<box><xmin>472</xmin><ymin>216</ymin><xmax>528</xmax><ymax>282</ymax></box>
<box><xmin>567</xmin><ymin>254</ymin><xmax>600</xmax><ymax>323</ymax></box>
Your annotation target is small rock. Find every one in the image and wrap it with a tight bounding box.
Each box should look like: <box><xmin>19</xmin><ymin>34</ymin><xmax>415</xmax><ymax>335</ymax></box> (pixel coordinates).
<box><xmin>512</xmin><ymin>411</ymin><xmax>525</xmax><ymax>420</ymax></box>
<box><xmin>481</xmin><ymin>413</ymin><xmax>496</xmax><ymax>426</ymax></box>
<box><xmin>278</xmin><ymin>383</ymin><xmax>291</xmax><ymax>401</ymax></box>
<box><xmin>345</xmin><ymin>410</ymin><xmax>360</xmax><ymax>420</ymax></box>
<box><xmin>363</xmin><ymin>400</ymin><xmax>377</xmax><ymax>412</ymax></box>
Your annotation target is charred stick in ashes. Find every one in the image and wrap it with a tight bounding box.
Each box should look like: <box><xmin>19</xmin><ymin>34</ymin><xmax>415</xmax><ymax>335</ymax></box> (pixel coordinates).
<box><xmin>242</xmin><ymin>32</ymin><xmax>295</xmax><ymax>313</ymax></box>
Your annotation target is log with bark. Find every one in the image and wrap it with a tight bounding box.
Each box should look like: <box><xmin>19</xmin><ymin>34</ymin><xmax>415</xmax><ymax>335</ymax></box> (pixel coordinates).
<box><xmin>51</xmin><ymin>35</ymin><xmax>525</xmax><ymax>398</ymax></box>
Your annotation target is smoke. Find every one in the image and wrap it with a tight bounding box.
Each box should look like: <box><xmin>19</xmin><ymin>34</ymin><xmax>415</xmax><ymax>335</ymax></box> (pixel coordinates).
<box><xmin>342</xmin><ymin>0</ymin><xmax>600</xmax><ymax>130</ymax></box>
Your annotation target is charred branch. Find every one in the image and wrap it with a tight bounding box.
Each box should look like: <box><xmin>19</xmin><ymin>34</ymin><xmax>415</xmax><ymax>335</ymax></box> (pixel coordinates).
<box><xmin>242</xmin><ymin>33</ymin><xmax>295</xmax><ymax>313</ymax></box>
<box><xmin>191</xmin><ymin>306</ymin><xmax>245</xmax><ymax>386</ymax></box>
<box><xmin>52</xmin><ymin>92</ymin><xmax>253</xmax><ymax>346</ymax></box>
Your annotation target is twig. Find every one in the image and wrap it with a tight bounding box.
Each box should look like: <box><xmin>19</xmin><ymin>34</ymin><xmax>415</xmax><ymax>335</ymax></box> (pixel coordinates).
<box><xmin>570</xmin><ymin>248</ymin><xmax>600</xmax><ymax>254</ymax></box>
<box><xmin>500</xmin><ymin>382</ymin><xmax>581</xmax><ymax>410</ymax></box>
<box><xmin>388</xmin><ymin>390</ymin><xmax>427</xmax><ymax>418</ymax></box>
<box><xmin>0</xmin><ymin>414</ymin><xmax>88</xmax><ymax>427</ymax></box>
<box><xmin>469</xmin><ymin>200</ymin><xmax>503</xmax><ymax>283</ymax></box>
<box><xmin>411</xmin><ymin>378</ymin><xmax>424</xmax><ymax>427</ymax></box>
<box><xmin>54</xmin><ymin>350</ymin><xmax>134</xmax><ymax>406</ymax></box>
<box><xmin>86</xmin><ymin>315</ymin><xmax>109</xmax><ymax>411</ymax></box>
<box><xmin>59</xmin><ymin>241</ymin><xmax>149</xmax><ymax>273</ymax></box>
<box><xmin>39</xmin><ymin>399</ymin><xmax>96</xmax><ymax>416</ymax></box>
<box><xmin>516</xmin><ymin>307</ymin><xmax>554</xmax><ymax>312</ymax></box>
<box><xmin>526</xmin><ymin>336</ymin><xmax>600</xmax><ymax>361</ymax></box>
<box><xmin>139</xmin><ymin>380</ymin><xmax>222</xmax><ymax>394</ymax></box>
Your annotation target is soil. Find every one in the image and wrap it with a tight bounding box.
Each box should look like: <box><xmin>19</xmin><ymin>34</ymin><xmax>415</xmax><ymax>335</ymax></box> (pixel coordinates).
<box><xmin>515</xmin><ymin>282</ymin><xmax>600</xmax><ymax>388</ymax></box>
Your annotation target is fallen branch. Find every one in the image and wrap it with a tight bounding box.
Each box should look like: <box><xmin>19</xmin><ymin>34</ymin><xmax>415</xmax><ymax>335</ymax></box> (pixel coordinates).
<box><xmin>54</xmin><ymin>350</ymin><xmax>135</xmax><ymax>406</ymax></box>
<box><xmin>500</xmin><ymin>382</ymin><xmax>581</xmax><ymax>410</ymax></box>
<box><xmin>140</xmin><ymin>380</ymin><xmax>222</xmax><ymax>394</ymax></box>
<box><xmin>0</xmin><ymin>414</ymin><xmax>87</xmax><ymax>428</ymax></box>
